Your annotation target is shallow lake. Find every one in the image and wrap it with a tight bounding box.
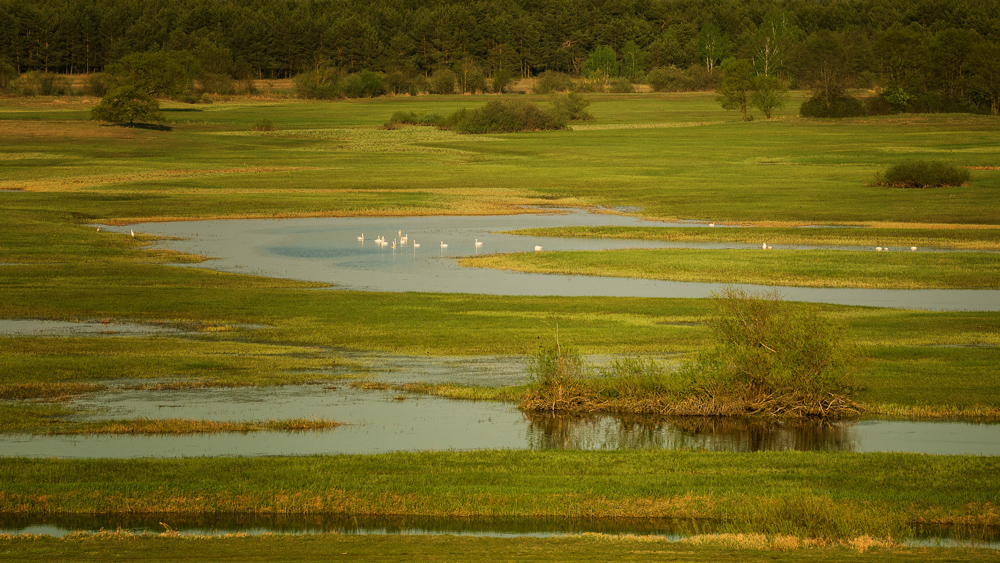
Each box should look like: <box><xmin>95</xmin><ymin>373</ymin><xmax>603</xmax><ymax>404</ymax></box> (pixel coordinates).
<box><xmin>112</xmin><ymin>209</ymin><xmax>1000</xmax><ymax>311</ymax></box>
<box><xmin>3</xmin><ymin>378</ymin><xmax>998</xmax><ymax>458</ymax></box>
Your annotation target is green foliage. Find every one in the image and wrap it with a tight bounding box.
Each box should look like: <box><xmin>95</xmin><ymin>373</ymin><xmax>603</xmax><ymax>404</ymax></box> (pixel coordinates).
<box><xmin>532</xmin><ymin>70</ymin><xmax>573</xmax><ymax>94</ymax></box>
<box><xmin>582</xmin><ymin>45</ymin><xmax>618</xmax><ymax>81</ymax></box>
<box><xmin>430</xmin><ymin>69</ymin><xmax>457</xmax><ymax>94</ymax></box>
<box><xmin>527</xmin><ymin>340</ymin><xmax>586</xmax><ymax>385</ymax></box>
<box><xmin>799</xmin><ymin>94</ymin><xmax>865</xmax><ymax>118</ymax></box>
<box><xmin>696</xmin><ymin>22</ymin><xmax>728</xmax><ymax>73</ymax></box>
<box><xmin>383</xmin><ymin>110</ymin><xmax>444</xmax><ymax>128</ymax></box>
<box><xmin>90</xmin><ymin>86</ymin><xmax>165</xmax><ymax>126</ymax></box>
<box><xmin>873</xmin><ymin>161</ymin><xmax>972</xmax><ymax>189</ymax></box>
<box><xmin>491</xmin><ymin>69</ymin><xmax>513</xmax><ymax>94</ymax></box>
<box><xmin>10</xmin><ymin>71</ymin><xmax>71</xmax><ymax>96</ymax></box>
<box><xmin>550</xmin><ymin>92</ymin><xmax>593</xmax><ymax>121</ymax></box>
<box><xmin>752</xmin><ymin>74</ymin><xmax>788</xmax><ymax>119</ymax></box>
<box><xmin>608</xmin><ymin>77</ymin><xmax>634</xmax><ymax>93</ymax></box>
<box><xmin>0</xmin><ymin>60</ymin><xmax>16</xmax><ymax>92</ymax></box>
<box><xmin>340</xmin><ymin>70</ymin><xmax>385</xmax><ymax>98</ymax></box>
<box><xmin>688</xmin><ymin>287</ymin><xmax>856</xmax><ymax>417</ymax></box>
<box><xmin>716</xmin><ymin>58</ymin><xmax>756</xmax><ymax>121</ymax></box>
<box><xmin>107</xmin><ymin>51</ymin><xmax>194</xmax><ymax>97</ymax></box>
<box><xmin>646</xmin><ymin>66</ymin><xmax>695</xmax><ymax>92</ymax></box>
<box><xmin>294</xmin><ymin>66</ymin><xmax>340</xmax><ymax>99</ymax></box>
<box><xmin>448</xmin><ymin>98</ymin><xmax>565</xmax><ymax>134</ymax></box>
<box><xmin>251</xmin><ymin>119</ymin><xmax>276</xmax><ymax>131</ymax></box>
<box><xmin>619</xmin><ymin>40</ymin><xmax>647</xmax><ymax>81</ymax></box>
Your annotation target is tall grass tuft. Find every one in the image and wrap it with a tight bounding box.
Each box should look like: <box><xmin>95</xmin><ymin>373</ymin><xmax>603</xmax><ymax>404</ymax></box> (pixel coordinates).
<box><xmin>872</xmin><ymin>160</ymin><xmax>971</xmax><ymax>188</ymax></box>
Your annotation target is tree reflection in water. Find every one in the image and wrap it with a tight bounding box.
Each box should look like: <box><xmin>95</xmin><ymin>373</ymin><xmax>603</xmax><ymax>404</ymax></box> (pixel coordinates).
<box><xmin>524</xmin><ymin>412</ymin><xmax>854</xmax><ymax>452</ymax></box>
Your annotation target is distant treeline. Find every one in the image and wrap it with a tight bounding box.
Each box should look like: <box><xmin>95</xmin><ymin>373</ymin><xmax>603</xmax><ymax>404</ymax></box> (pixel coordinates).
<box><xmin>2</xmin><ymin>0</ymin><xmax>1000</xmax><ymax>112</ymax></box>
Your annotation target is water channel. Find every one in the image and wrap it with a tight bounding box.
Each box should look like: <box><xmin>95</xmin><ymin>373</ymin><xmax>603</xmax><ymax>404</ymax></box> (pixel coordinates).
<box><xmin>110</xmin><ymin>209</ymin><xmax>999</xmax><ymax>311</ymax></box>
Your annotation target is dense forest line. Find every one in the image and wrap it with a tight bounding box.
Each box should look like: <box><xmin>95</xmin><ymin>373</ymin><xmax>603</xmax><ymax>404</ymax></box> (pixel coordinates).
<box><xmin>2</xmin><ymin>0</ymin><xmax>998</xmax><ymax>77</ymax></box>
<box><xmin>2</xmin><ymin>0</ymin><xmax>1000</xmax><ymax>114</ymax></box>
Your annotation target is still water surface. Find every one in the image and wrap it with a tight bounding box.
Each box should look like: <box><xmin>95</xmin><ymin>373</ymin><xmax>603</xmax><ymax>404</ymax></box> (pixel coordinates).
<box><xmin>115</xmin><ymin>209</ymin><xmax>999</xmax><ymax>311</ymax></box>
<box><xmin>3</xmin><ymin>379</ymin><xmax>998</xmax><ymax>458</ymax></box>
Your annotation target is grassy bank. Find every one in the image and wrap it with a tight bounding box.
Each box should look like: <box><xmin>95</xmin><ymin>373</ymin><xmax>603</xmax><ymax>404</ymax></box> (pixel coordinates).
<box><xmin>461</xmin><ymin>248</ymin><xmax>1000</xmax><ymax>289</ymax></box>
<box><xmin>1</xmin><ymin>451</ymin><xmax>997</xmax><ymax>539</ymax></box>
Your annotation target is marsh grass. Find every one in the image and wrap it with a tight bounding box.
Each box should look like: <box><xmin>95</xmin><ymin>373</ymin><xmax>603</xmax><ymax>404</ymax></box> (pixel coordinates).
<box><xmin>45</xmin><ymin>417</ymin><xmax>341</xmax><ymax>435</ymax></box>
<box><xmin>1</xmin><ymin>451</ymin><xmax>996</xmax><ymax>542</ymax></box>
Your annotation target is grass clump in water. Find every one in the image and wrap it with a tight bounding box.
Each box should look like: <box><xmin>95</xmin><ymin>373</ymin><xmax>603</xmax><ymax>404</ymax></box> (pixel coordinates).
<box><xmin>522</xmin><ymin>288</ymin><xmax>858</xmax><ymax>419</ymax></box>
<box><xmin>872</xmin><ymin>160</ymin><xmax>971</xmax><ymax>188</ymax></box>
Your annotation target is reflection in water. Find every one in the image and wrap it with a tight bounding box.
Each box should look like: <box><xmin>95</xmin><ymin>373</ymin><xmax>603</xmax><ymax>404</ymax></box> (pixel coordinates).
<box><xmin>2</xmin><ymin>382</ymin><xmax>999</xmax><ymax>457</ymax></box>
<box><xmin>525</xmin><ymin>412</ymin><xmax>852</xmax><ymax>452</ymax></box>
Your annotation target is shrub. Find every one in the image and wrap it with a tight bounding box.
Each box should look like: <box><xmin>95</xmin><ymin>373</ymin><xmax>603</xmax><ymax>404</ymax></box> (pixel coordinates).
<box><xmin>449</xmin><ymin>98</ymin><xmax>565</xmax><ymax>133</ymax></box>
<box><xmin>294</xmin><ymin>68</ymin><xmax>340</xmax><ymax>99</ymax></box>
<box><xmin>0</xmin><ymin>61</ymin><xmax>18</xmax><ymax>92</ymax></box>
<box><xmin>430</xmin><ymin>69</ymin><xmax>457</xmax><ymax>94</ymax></box>
<box><xmin>251</xmin><ymin>119</ymin><xmax>276</xmax><ymax>131</ymax></box>
<box><xmin>646</xmin><ymin>66</ymin><xmax>694</xmax><ymax>92</ymax></box>
<box><xmin>608</xmin><ymin>77</ymin><xmax>634</xmax><ymax>93</ymax></box>
<box><xmin>872</xmin><ymin>161</ymin><xmax>971</xmax><ymax>188</ymax></box>
<box><xmin>383</xmin><ymin>111</ymin><xmax>444</xmax><ymax>128</ymax></box>
<box><xmin>800</xmin><ymin>94</ymin><xmax>865</xmax><ymax>118</ymax></box>
<box><xmin>341</xmin><ymin>70</ymin><xmax>384</xmax><ymax>98</ymax></box>
<box><xmin>532</xmin><ymin>70</ymin><xmax>573</xmax><ymax>94</ymax></box>
<box><xmin>491</xmin><ymin>69</ymin><xmax>513</xmax><ymax>94</ymax></box>
<box><xmin>91</xmin><ymin>86</ymin><xmax>165</xmax><ymax>126</ymax></box>
<box><xmin>11</xmin><ymin>71</ymin><xmax>71</xmax><ymax>96</ymax></box>
<box><xmin>550</xmin><ymin>92</ymin><xmax>593</xmax><ymax>121</ymax></box>
<box><xmin>686</xmin><ymin>287</ymin><xmax>856</xmax><ymax>417</ymax></box>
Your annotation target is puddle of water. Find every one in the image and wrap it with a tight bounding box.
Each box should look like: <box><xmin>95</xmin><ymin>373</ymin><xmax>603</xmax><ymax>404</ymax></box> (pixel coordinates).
<box><xmin>3</xmin><ymin>384</ymin><xmax>998</xmax><ymax>458</ymax></box>
<box><xmin>107</xmin><ymin>210</ymin><xmax>1000</xmax><ymax>311</ymax></box>
<box><xmin>0</xmin><ymin>319</ymin><xmax>185</xmax><ymax>337</ymax></box>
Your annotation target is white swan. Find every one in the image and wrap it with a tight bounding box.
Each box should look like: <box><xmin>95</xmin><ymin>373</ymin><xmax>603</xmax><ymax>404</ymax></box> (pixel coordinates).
<box><xmin>534</xmin><ymin>245</ymin><xmax>543</xmax><ymax>252</ymax></box>
<box><xmin>357</xmin><ymin>233</ymin><xmax>364</xmax><ymax>241</ymax></box>
<box><xmin>475</xmin><ymin>239</ymin><xmax>483</xmax><ymax>247</ymax></box>
<box><xmin>440</xmin><ymin>241</ymin><xmax>448</xmax><ymax>248</ymax></box>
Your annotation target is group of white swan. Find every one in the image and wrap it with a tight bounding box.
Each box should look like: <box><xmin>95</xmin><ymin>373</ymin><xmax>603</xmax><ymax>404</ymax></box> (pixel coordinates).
<box><xmin>355</xmin><ymin>233</ymin><xmax>549</xmax><ymax>252</ymax></box>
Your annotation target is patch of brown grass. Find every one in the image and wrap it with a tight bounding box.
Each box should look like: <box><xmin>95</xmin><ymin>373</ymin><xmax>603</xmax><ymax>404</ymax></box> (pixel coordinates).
<box><xmin>46</xmin><ymin>417</ymin><xmax>341</xmax><ymax>435</ymax></box>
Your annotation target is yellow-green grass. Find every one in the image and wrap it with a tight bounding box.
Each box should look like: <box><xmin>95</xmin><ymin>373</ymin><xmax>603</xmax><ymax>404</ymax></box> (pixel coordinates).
<box><xmin>5</xmin><ymin>532</ymin><xmax>997</xmax><ymax>562</ymax></box>
<box><xmin>2</xmin><ymin>95</ymin><xmax>998</xmax><ymax>226</ymax></box>
<box><xmin>1</xmin><ymin>451</ymin><xmax>997</xmax><ymax>540</ymax></box>
<box><xmin>460</xmin><ymin>248</ymin><xmax>1000</xmax><ymax>289</ymax></box>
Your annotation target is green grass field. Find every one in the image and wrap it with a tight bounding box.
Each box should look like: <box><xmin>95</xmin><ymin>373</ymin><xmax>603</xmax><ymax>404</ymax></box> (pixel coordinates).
<box><xmin>1</xmin><ymin>91</ymin><xmax>998</xmax><ymax>554</ymax></box>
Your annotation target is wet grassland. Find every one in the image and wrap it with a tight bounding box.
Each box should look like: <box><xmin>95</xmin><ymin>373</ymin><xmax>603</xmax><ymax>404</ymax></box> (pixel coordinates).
<box><xmin>1</xmin><ymin>93</ymin><xmax>998</xmax><ymax>555</ymax></box>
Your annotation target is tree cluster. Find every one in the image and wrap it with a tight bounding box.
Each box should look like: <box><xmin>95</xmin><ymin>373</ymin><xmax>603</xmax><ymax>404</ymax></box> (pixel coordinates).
<box><xmin>2</xmin><ymin>0</ymin><xmax>1000</xmax><ymax>113</ymax></box>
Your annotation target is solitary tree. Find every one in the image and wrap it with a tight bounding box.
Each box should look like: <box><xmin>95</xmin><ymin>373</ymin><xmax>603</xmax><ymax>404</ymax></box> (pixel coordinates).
<box><xmin>716</xmin><ymin>58</ymin><xmax>755</xmax><ymax>121</ymax></box>
<box><xmin>752</xmin><ymin>75</ymin><xmax>788</xmax><ymax>119</ymax></box>
<box><xmin>91</xmin><ymin>86</ymin><xmax>165</xmax><ymax>127</ymax></box>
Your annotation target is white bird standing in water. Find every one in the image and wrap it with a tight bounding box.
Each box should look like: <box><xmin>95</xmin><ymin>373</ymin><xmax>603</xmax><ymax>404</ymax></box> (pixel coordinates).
<box><xmin>762</xmin><ymin>242</ymin><xmax>766</xmax><ymax>249</ymax></box>
<box><xmin>131</xmin><ymin>229</ymin><xmax>135</xmax><ymax>238</ymax></box>
<box><xmin>910</xmin><ymin>246</ymin><xmax>917</xmax><ymax>251</ymax></box>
